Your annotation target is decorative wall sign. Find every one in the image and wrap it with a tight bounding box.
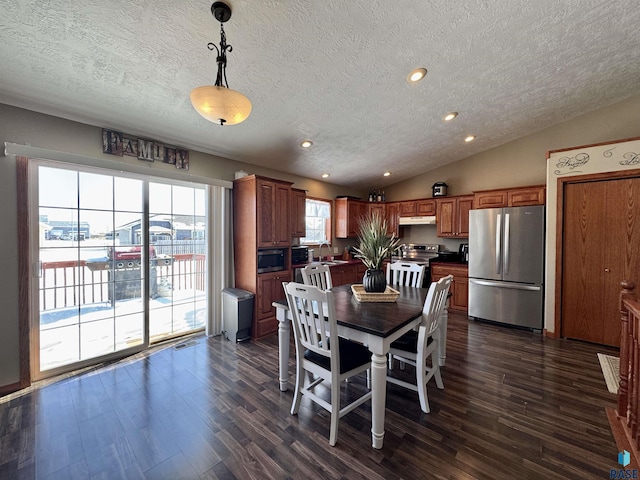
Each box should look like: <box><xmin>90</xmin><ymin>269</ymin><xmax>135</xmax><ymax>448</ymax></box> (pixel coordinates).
<box><xmin>620</xmin><ymin>152</ymin><xmax>640</xmax><ymax>166</ymax></box>
<box><xmin>101</xmin><ymin>128</ymin><xmax>189</xmax><ymax>170</ymax></box>
<box><xmin>554</xmin><ymin>152</ymin><xmax>589</xmax><ymax>175</ymax></box>
<box><xmin>102</xmin><ymin>129</ymin><xmax>122</xmax><ymax>156</ymax></box>
<box><xmin>122</xmin><ymin>135</ymin><xmax>139</xmax><ymax>158</ymax></box>
<box><xmin>604</xmin><ymin>146</ymin><xmax>640</xmax><ymax>165</ymax></box>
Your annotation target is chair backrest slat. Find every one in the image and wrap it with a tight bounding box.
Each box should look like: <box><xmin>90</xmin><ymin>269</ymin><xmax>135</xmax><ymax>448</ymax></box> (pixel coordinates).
<box><xmin>387</xmin><ymin>262</ymin><xmax>426</xmax><ymax>288</ymax></box>
<box><xmin>421</xmin><ymin>275</ymin><xmax>453</xmax><ymax>335</ymax></box>
<box><xmin>284</xmin><ymin>282</ymin><xmax>338</xmax><ymax>362</ymax></box>
<box><xmin>301</xmin><ymin>264</ymin><xmax>333</xmax><ymax>290</ymax></box>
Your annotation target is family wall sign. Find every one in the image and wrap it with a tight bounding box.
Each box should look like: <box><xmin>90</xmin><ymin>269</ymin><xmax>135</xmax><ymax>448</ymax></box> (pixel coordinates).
<box><xmin>102</xmin><ymin>129</ymin><xmax>189</xmax><ymax>170</ymax></box>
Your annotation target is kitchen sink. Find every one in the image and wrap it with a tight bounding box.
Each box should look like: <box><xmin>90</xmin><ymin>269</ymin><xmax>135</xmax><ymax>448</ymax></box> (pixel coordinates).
<box><xmin>318</xmin><ymin>260</ymin><xmax>349</xmax><ymax>266</ymax></box>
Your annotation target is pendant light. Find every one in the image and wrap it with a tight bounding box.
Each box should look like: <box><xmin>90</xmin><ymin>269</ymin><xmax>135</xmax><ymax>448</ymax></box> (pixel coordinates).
<box><xmin>190</xmin><ymin>2</ymin><xmax>252</xmax><ymax>126</ymax></box>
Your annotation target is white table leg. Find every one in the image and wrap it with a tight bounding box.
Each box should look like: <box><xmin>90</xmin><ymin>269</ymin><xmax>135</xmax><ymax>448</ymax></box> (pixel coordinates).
<box><xmin>277</xmin><ymin>314</ymin><xmax>290</xmax><ymax>391</ymax></box>
<box><xmin>370</xmin><ymin>352</ymin><xmax>387</xmax><ymax>449</ymax></box>
<box><xmin>438</xmin><ymin>306</ymin><xmax>448</xmax><ymax>367</ymax></box>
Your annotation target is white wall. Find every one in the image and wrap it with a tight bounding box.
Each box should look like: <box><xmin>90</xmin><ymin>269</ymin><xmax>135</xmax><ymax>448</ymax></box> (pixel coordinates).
<box><xmin>545</xmin><ymin>137</ymin><xmax>640</xmax><ymax>333</ymax></box>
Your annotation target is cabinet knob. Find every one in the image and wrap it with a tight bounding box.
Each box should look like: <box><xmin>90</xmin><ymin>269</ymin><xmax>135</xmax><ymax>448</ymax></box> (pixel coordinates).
<box><xmin>604</xmin><ymin>268</ymin><xmax>610</xmax><ymax>273</ymax></box>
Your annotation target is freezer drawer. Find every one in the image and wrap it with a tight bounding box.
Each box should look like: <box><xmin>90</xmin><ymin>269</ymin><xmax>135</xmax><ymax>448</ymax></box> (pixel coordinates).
<box><xmin>468</xmin><ymin>279</ymin><xmax>543</xmax><ymax>329</ymax></box>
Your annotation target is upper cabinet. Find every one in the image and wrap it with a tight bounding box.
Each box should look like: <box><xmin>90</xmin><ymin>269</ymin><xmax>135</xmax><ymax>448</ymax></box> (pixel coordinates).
<box><xmin>335</xmin><ymin>198</ymin><xmax>367</xmax><ymax>238</ymax></box>
<box><xmin>385</xmin><ymin>202</ymin><xmax>401</xmax><ymax>238</ymax></box>
<box><xmin>399</xmin><ymin>198</ymin><xmax>436</xmax><ymax>217</ymax></box>
<box><xmin>256</xmin><ymin>177</ymin><xmax>292</xmax><ymax>247</ymax></box>
<box><xmin>436</xmin><ymin>195</ymin><xmax>474</xmax><ymax>238</ymax></box>
<box><xmin>474</xmin><ymin>185</ymin><xmax>545</xmax><ymax>209</ymax></box>
<box><xmin>368</xmin><ymin>202</ymin><xmax>386</xmax><ymax>219</ymax></box>
<box><xmin>291</xmin><ymin>188</ymin><xmax>306</xmax><ymax>237</ymax></box>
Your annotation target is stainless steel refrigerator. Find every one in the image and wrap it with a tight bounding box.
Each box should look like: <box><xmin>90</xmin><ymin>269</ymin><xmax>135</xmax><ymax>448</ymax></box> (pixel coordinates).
<box><xmin>468</xmin><ymin>205</ymin><xmax>544</xmax><ymax>329</ymax></box>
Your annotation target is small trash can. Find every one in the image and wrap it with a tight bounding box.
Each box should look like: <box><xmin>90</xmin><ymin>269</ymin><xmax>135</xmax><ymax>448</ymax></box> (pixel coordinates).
<box><xmin>222</xmin><ymin>287</ymin><xmax>254</xmax><ymax>342</ymax></box>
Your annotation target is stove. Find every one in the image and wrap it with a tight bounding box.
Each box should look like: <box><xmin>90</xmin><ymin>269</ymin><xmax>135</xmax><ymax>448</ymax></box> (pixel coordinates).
<box><xmin>392</xmin><ymin>243</ymin><xmax>440</xmax><ymax>264</ymax></box>
<box><xmin>390</xmin><ymin>244</ymin><xmax>440</xmax><ymax>287</ymax></box>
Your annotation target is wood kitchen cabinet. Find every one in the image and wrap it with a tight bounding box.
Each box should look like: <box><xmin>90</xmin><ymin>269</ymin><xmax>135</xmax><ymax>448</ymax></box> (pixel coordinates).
<box><xmin>335</xmin><ymin>198</ymin><xmax>367</xmax><ymax>238</ymax></box>
<box><xmin>368</xmin><ymin>202</ymin><xmax>401</xmax><ymax>237</ymax></box>
<box><xmin>233</xmin><ymin>174</ymin><xmax>294</xmax><ymax>340</ymax></box>
<box><xmin>256</xmin><ymin>178</ymin><xmax>291</xmax><ymax>247</ymax></box>
<box><xmin>436</xmin><ymin>195</ymin><xmax>474</xmax><ymax>238</ymax></box>
<box><xmin>368</xmin><ymin>202</ymin><xmax>386</xmax><ymax>227</ymax></box>
<box><xmin>431</xmin><ymin>263</ymin><xmax>468</xmax><ymax>313</ymax></box>
<box><xmin>256</xmin><ymin>270</ymin><xmax>292</xmax><ymax>338</ymax></box>
<box><xmin>291</xmin><ymin>188</ymin><xmax>306</xmax><ymax>237</ymax></box>
<box><xmin>399</xmin><ymin>198</ymin><xmax>436</xmax><ymax>217</ymax></box>
<box><xmin>330</xmin><ymin>263</ymin><xmax>359</xmax><ymax>286</ymax></box>
<box><xmin>474</xmin><ymin>185</ymin><xmax>545</xmax><ymax>209</ymax></box>
<box><xmin>385</xmin><ymin>202</ymin><xmax>401</xmax><ymax>237</ymax></box>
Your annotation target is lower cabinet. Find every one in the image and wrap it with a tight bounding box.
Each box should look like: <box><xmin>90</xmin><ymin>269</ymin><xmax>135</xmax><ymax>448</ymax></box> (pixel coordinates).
<box><xmin>330</xmin><ymin>263</ymin><xmax>359</xmax><ymax>286</ymax></box>
<box><xmin>431</xmin><ymin>263</ymin><xmax>468</xmax><ymax>313</ymax></box>
<box><xmin>256</xmin><ymin>270</ymin><xmax>292</xmax><ymax>338</ymax></box>
<box><xmin>328</xmin><ymin>261</ymin><xmax>368</xmax><ymax>287</ymax></box>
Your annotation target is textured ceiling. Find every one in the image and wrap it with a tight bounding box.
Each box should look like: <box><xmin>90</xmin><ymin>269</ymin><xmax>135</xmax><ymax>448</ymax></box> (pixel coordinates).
<box><xmin>1</xmin><ymin>1</ymin><xmax>640</xmax><ymax>189</ymax></box>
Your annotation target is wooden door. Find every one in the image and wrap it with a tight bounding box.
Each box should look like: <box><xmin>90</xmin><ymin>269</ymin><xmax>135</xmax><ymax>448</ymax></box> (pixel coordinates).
<box><xmin>386</xmin><ymin>202</ymin><xmax>400</xmax><ymax>237</ymax></box>
<box><xmin>274</xmin><ymin>183</ymin><xmax>291</xmax><ymax>245</ymax></box>
<box><xmin>257</xmin><ymin>180</ymin><xmax>275</xmax><ymax>247</ymax></box>
<box><xmin>348</xmin><ymin>201</ymin><xmax>366</xmax><ymax>237</ymax></box>
<box><xmin>456</xmin><ymin>196</ymin><xmax>474</xmax><ymax>238</ymax></box>
<box><xmin>436</xmin><ymin>198</ymin><xmax>456</xmax><ymax>237</ymax></box>
<box><xmin>291</xmin><ymin>188</ymin><xmax>306</xmax><ymax>237</ymax></box>
<box><xmin>561</xmin><ymin>178</ymin><xmax>640</xmax><ymax>346</ymax></box>
<box><xmin>416</xmin><ymin>199</ymin><xmax>436</xmax><ymax>216</ymax></box>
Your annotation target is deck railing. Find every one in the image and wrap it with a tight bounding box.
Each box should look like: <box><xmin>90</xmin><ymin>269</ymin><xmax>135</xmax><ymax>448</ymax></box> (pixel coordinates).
<box><xmin>40</xmin><ymin>254</ymin><xmax>206</xmax><ymax>310</ymax></box>
<box><xmin>612</xmin><ymin>281</ymin><xmax>640</xmax><ymax>467</ymax></box>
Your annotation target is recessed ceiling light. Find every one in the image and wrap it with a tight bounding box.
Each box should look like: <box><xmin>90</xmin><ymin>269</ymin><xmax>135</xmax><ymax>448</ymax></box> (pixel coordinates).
<box><xmin>464</xmin><ymin>135</ymin><xmax>476</xmax><ymax>142</ymax></box>
<box><xmin>443</xmin><ymin>112</ymin><xmax>458</xmax><ymax>121</ymax></box>
<box><xmin>300</xmin><ymin>140</ymin><xmax>313</xmax><ymax>148</ymax></box>
<box><xmin>407</xmin><ymin>68</ymin><xmax>427</xmax><ymax>83</ymax></box>
<box><xmin>383</xmin><ymin>171</ymin><xmax>391</xmax><ymax>177</ymax></box>
<box><xmin>321</xmin><ymin>173</ymin><xmax>330</xmax><ymax>178</ymax></box>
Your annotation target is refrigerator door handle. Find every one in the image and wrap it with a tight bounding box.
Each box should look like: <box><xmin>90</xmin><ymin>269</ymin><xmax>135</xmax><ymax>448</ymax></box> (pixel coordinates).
<box><xmin>469</xmin><ymin>278</ymin><xmax>541</xmax><ymax>291</ymax></box>
<box><xmin>495</xmin><ymin>213</ymin><xmax>502</xmax><ymax>274</ymax></box>
<box><xmin>503</xmin><ymin>213</ymin><xmax>510</xmax><ymax>275</ymax></box>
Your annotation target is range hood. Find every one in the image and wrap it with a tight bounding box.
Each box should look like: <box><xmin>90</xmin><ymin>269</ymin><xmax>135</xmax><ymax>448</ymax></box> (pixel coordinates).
<box><xmin>398</xmin><ymin>215</ymin><xmax>437</xmax><ymax>225</ymax></box>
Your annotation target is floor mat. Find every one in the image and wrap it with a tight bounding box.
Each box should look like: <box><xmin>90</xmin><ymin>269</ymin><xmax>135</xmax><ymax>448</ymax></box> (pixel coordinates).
<box><xmin>598</xmin><ymin>353</ymin><xmax>620</xmax><ymax>394</ymax></box>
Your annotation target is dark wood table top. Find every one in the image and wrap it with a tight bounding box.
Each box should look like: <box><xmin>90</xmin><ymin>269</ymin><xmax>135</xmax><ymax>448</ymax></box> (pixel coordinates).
<box><xmin>275</xmin><ymin>283</ymin><xmax>428</xmax><ymax>338</ymax></box>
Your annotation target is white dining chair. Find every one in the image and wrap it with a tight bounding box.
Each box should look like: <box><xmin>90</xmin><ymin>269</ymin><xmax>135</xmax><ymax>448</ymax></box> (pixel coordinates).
<box><xmin>301</xmin><ymin>264</ymin><xmax>333</xmax><ymax>290</ymax></box>
<box><xmin>386</xmin><ymin>261</ymin><xmax>427</xmax><ymax>370</ymax></box>
<box><xmin>386</xmin><ymin>262</ymin><xmax>426</xmax><ymax>288</ymax></box>
<box><xmin>283</xmin><ymin>282</ymin><xmax>372</xmax><ymax>446</ymax></box>
<box><xmin>386</xmin><ymin>275</ymin><xmax>453</xmax><ymax>413</ymax></box>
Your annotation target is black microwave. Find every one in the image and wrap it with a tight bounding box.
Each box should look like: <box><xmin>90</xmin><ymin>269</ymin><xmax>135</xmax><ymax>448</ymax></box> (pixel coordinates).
<box><xmin>291</xmin><ymin>246</ymin><xmax>309</xmax><ymax>265</ymax></box>
<box><xmin>257</xmin><ymin>248</ymin><xmax>287</xmax><ymax>273</ymax></box>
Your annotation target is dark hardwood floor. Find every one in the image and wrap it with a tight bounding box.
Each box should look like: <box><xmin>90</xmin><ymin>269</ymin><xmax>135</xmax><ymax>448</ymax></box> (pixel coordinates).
<box><xmin>0</xmin><ymin>313</ymin><xmax>619</xmax><ymax>479</ymax></box>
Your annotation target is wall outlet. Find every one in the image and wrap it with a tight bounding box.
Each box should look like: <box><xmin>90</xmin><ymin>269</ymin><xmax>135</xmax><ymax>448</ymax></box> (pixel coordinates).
<box><xmin>334</xmin><ymin>247</ymin><xmax>339</xmax><ymax>254</ymax></box>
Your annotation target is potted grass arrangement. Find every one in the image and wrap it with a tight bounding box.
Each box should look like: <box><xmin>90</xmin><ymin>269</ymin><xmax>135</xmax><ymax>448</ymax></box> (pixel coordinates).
<box><xmin>353</xmin><ymin>211</ymin><xmax>400</xmax><ymax>292</ymax></box>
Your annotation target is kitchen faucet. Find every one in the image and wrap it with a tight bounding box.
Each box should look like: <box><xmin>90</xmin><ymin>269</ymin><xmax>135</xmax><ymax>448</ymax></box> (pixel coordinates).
<box><xmin>318</xmin><ymin>242</ymin><xmax>330</xmax><ymax>262</ymax></box>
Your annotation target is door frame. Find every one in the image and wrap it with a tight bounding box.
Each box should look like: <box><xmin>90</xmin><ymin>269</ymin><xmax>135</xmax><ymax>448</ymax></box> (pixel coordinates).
<box><xmin>554</xmin><ymin>167</ymin><xmax>640</xmax><ymax>338</ymax></box>
<box><xmin>23</xmin><ymin>159</ymin><xmax>211</xmax><ymax>382</ymax></box>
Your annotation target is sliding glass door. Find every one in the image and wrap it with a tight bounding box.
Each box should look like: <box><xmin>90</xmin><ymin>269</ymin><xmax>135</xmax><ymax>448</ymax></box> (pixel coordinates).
<box><xmin>32</xmin><ymin>162</ymin><xmax>207</xmax><ymax>379</ymax></box>
<box><xmin>148</xmin><ymin>182</ymin><xmax>207</xmax><ymax>341</ymax></box>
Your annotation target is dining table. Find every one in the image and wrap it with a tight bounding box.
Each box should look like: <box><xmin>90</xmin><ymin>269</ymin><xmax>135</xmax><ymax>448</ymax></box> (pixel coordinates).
<box><xmin>273</xmin><ymin>283</ymin><xmax>449</xmax><ymax>449</ymax></box>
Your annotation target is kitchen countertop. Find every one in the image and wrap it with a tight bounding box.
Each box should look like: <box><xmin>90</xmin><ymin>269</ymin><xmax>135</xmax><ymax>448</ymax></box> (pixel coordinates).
<box><xmin>292</xmin><ymin>259</ymin><xmax>364</xmax><ymax>269</ymax></box>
